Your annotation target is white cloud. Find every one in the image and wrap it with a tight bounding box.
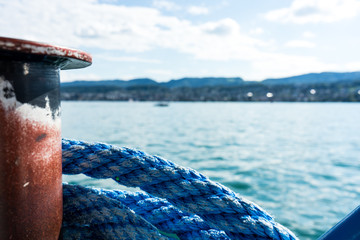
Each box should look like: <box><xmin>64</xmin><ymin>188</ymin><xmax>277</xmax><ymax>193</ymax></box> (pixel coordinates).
<box><xmin>0</xmin><ymin>1</ymin><xmax>265</xmax><ymax>61</ymax></box>
<box><xmin>168</xmin><ymin>18</ymin><xmax>268</xmax><ymax>61</ymax></box>
<box><xmin>152</xmin><ymin>0</ymin><xmax>180</xmax><ymax>11</ymax></box>
<box><xmin>303</xmin><ymin>31</ymin><xmax>316</xmax><ymax>38</ymax></box>
<box><xmin>145</xmin><ymin>69</ymin><xmax>173</xmax><ymax>77</ymax></box>
<box><xmin>265</xmin><ymin>0</ymin><xmax>360</xmax><ymax>24</ymax></box>
<box><xmin>0</xmin><ymin>0</ymin><xmax>166</xmax><ymax>52</ymax></box>
<box><xmin>202</xmin><ymin>18</ymin><xmax>237</xmax><ymax>36</ymax></box>
<box><xmin>250</xmin><ymin>27</ymin><xmax>264</xmax><ymax>35</ymax></box>
<box><xmin>96</xmin><ymin>55</ymin><xmax>161</xmax><ymax>63</ymax></box>
<box><xmin>0</xmin><ymin>0</ymin><xmax>352</xmax><ymax>81</ymax></box>
<box><xmin>344</xmin><ymin>61</ymin><xmax>360</xmax><ymax>71</ymax></box>
<box><xmin>249</xmin><ymin>54</ymin><xmax>337</xmax><ymax>80</ymax></box>
<box><xmin>285</xmin><ymin>40</ymin><xmax>316</xmax><ymax>48</ymax></box>
<box><xmin>61</xmin><ymin>72</ymin><xmax>102</xmax><ymax>82</ymax></box>
<box><xmin>187</xmin><ymin>6</ymin><xmax>209</xmax><ymax>15</ymax></box>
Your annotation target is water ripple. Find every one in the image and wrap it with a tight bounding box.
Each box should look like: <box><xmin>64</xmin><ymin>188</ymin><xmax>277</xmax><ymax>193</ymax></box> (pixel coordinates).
<box><xmin>62</xmin><ymin>102</ymin><xmax>360</xmax><ymax>240</ymax></box>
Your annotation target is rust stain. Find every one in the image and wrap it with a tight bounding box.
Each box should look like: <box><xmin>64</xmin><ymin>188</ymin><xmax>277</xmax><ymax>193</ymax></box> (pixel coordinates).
<box><xmin>0</xmin><ymin>36</ymin><xmax>92</xmax><ymax>69</ymax></box>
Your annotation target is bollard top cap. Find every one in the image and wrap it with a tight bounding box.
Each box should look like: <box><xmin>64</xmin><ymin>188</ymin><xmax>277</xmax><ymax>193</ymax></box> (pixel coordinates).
<box><xmin>0</xmin><ymin>36</ymin><xmax>92</xmax><ymax>70</ymax></box>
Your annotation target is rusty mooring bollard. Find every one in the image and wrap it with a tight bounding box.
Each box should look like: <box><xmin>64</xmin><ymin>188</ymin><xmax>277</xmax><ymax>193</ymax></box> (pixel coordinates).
<box><xmin>0</xmin><ymin>37</ymin><xmax>91</xmax><ymax>240</ymax></box>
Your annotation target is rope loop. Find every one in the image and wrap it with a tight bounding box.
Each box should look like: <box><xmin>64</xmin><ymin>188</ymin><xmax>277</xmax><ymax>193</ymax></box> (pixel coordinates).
<box><xmin>62</xmin><ymin>138</ymin><xmax>298</xmax><ymax>240</ymax></box>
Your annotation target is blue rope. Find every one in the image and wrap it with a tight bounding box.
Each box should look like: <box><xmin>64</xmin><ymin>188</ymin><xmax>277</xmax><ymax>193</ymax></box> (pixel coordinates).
<box><xmin>62</xmin><ymin>184</ymin><xmax>169</xmax><ymax>240</ymax></box>
<box><xmin>92</xmin><ymin>188</ymin><xmax>230</xmax><ymax>239</ymax></box>
<box><xmin>62</xmin><ymin>138</ymin><xmax>298</xmax><ymax>240</ymax></box>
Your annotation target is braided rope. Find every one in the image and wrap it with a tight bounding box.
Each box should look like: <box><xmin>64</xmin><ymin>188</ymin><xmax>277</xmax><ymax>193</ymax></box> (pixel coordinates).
<box><xmin>62</xmin><ymin>138</ymin><xmax>298</xmax><ymax>240</ymax></box>
<box><xmin>63</xmin><ymin>184</ymin><xmax>169</xmax><ymax>240</ymax></box>
<box><xmin>92</xmin><ymin>188</ymin><xmax>230</xmax><ymax>239</ymax></box>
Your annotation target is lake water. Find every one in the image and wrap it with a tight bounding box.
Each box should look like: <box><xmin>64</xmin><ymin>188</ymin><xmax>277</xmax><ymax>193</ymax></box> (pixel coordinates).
<box><xmin>62</xmin><ymin>101</ymin><xmax>360</xmax><ymax>240</ymax></box>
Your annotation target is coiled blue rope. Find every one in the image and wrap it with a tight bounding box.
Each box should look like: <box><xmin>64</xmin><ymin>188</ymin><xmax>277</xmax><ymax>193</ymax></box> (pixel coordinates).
<box><xmin>62</xmin><ymin>138</ymin><xmax>298</xmax><ymax>240</ymax></box>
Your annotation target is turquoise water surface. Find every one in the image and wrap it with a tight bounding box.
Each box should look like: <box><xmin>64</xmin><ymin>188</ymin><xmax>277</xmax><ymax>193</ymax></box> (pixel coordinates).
<box><xmin>62</xmin><ymin>101</ymin><xmax>360</xmax><ymax>240</ymax></box>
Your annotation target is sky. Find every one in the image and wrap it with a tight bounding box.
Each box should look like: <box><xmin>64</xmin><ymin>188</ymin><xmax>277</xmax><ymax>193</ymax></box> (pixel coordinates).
<box><xmin>1</xmin><ymin>0</ymin><xmax>360</xmax><ymax>82</ymax></box>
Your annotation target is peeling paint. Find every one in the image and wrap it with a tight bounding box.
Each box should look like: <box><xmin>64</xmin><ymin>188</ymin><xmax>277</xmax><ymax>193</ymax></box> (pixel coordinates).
<box><xmin>0</xmin><ymin>37</ymin><xmax>92</xmax><ymax>69</ymax></box>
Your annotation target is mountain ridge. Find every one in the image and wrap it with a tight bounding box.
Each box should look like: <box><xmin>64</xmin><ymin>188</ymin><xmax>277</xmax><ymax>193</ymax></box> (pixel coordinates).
<box><xmin>61</xmin><ymin>71</ymin><xmax>360</xmax><ymax>88</ymax></box>
<box><xmin>263</xmin><ymin>71</ymin><xmax>360</xmax><ymax>85</ymax></box>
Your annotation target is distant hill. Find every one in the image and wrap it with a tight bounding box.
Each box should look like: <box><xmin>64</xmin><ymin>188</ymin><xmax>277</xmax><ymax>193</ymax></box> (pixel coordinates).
<box><xmin>262</xmin><ymin>72</ymin><xmax>360</xmax><ymax>85</ymax></box>
<box><xmin>61</xmin><ymin>72</ymin><xmax>360</xmax><ymax>102</ymax></box>
<box><xmin>61</xmin><ymin>72</ymin><xmax>360</xmax><ymax>89</ymax></box>
<box><xmin>61</xmin><ymin>77</ymin><xmax>245</xmax><ymax>89</ymax></box>
<box><xmin>161</xmin><ymin>77</ymin><xmax>244</xmax><ymax>88</ymax></box>
<box><xmin>61</xmin><ymin>78</ymin><xmax>158</xmax><ymax>88</ymax></box>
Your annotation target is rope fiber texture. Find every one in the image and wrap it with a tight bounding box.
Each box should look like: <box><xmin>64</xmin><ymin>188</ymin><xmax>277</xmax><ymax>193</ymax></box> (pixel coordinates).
<box><xmin>62</xmin><ymin>138</ymin><xmax>298</xmax><ymax>240</ymax></box>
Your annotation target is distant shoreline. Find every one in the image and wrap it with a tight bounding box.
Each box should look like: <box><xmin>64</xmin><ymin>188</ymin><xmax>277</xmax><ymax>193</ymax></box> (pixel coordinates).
<box><xmin>61</xmin><ymin>80</ymin><xmax>360</xmax><ymax>102</ymax></box>
<box><xmin>60</xmin><ymin>100</ymin><xmax>360</xmax><ymax>103</ymax></box>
